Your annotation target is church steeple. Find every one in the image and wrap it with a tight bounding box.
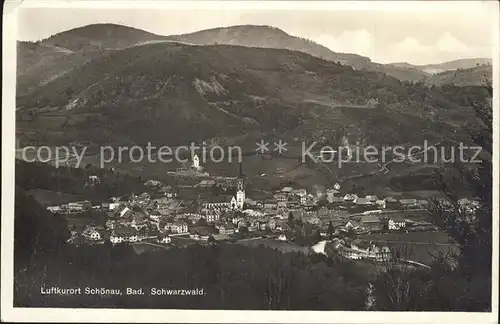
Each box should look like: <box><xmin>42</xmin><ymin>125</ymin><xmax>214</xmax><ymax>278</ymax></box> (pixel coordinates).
<box><xmin>236</xmin><ymin>162</ymin><xmax>245</xmax><ymax>209</ymax></box>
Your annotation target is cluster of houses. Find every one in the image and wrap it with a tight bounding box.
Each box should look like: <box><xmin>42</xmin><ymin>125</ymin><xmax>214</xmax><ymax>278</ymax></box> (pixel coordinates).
<box><xmin>47</xmin><ymin>156</ymin><xmax>477</xmax><ymax>247</ymax></box>
<box><xmin>331</xmin><ymin>238</ymin><xmax>392</xmax><ymax>262</ymax></box>
<box><xmin>47</xmin><ymin>200</ymin><xmax>93</xmax><ymax>213</ymax></box>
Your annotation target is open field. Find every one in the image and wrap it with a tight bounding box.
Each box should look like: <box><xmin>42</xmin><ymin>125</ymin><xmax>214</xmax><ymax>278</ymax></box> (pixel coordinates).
<box><xmin>26</xmin><ymin>188</ymin><xmax>84</xmax><ymax>206</ymax></box>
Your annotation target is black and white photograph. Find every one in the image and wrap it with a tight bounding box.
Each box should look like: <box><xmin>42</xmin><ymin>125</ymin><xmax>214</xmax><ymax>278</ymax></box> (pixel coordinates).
<box><xmin>2</xmin><ymin>0</ymin><xmax>498</xmax><ymax>322</ymax></box>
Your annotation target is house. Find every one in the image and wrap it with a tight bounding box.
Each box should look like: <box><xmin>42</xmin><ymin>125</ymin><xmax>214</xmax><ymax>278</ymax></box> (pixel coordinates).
<box><xmin>292</xmin><ymin>189</ymin><xmax>307</xmax><ymax>198</ymax></box>
<box><xmin>377</xmin><ymin>246</ymin><xmax>392</xmax><ymax>261</ymax></box>
<box><xmin>165</xmin><ymin>221</ymin><xmax>188</xmax><ymax>234</ymax></box>
<box><xmin>360</xmin><ymin>215</ymin><xmax>382</xmax><ymax>231</ymax></box>
<box><xmin>178</xmin><ymin>213</ymin><xmax>203</xmax><ymax>223</ymax></box>
<box><xmin>68</xmin><ymin>200</ymin><xmax>92</xmax><ymax>212</ymax></box>
<box><xmin>321</xmin><ymin>217</ymin><xmax>344</xmax><ymax>230</ymax></box>
<box><xmin>363</xmin><ymin>210</ymin><xmax>383</xmax><ymax>215</ymax></box>
<box><xmin>233</xmin><ymin>217</ymin><xmax>246</xmax><ymax>226</ymax></box>
<box><xmin>230</xmin><ymin>196</ymin><xmax>238</xmax><ymax>209</ymax></box>
<box><xmin>340</xmin><ymin>240</ymin><xmax>391</xmax><ymax>261</ymax></box>
<box><xmin>364</xmin><ymin>195</ymin><xmax>379</xmax><ymax>203</ymax></box>
<box><xmin>144</xmin><ymin>179</ymin><xmax>162</xmax><ymax>187</ymax></box>
<box><xmin>388</xmin><ymin>217</ymin><xmax>406</xmax><ymax>230</ymax></box>
<box><xmin>416</xmin><ymin>200</ymin><xmax>429</xmax><ymax>208</ymax></box>
<box><xmin>278</xmin><ymin>234</ymin><xmax>288</xmax><ymax>241</ymax></box>
<box><xmin>317</xmin><ymin>206</ymin><xmax>337</xmax><ymax>218</ymax></box>
<box><xmin>267</xmin><ymin>218</ymin><xmax>277</xmax><ymax>231</ymax></box>
<box><xmin>129</xmin><ymin>210</ymin><xmax>149</xmax><ymax>228</ymax></box>
<box><xmin>276</xmin><ymin>222</ymin><xmax>292</xmax><ymax>232</ymax></box>
<box><xmin>277</xmin><ymin>200</ymin><xmax>287</xmax><ymax>210</ymax></box>
<box><xmin>116</xmin><ymin>205</ymin><xmax>132</xmax><ymax>218</ymax></box>
<box><xmin>88</xmin><ymin>175</ymin><xmax>101</xmax><ymax>183</ymax></box>
<box><xmin>286</xmin><ymin>199</ymin><xmax>300</xmax><ymax>209</ymax></box>
<box><xmin>139</xmin><ymin>192</ymin><xmax>151</xmax><ymax>200</ymax></box>
<box><xmin>343</xmin><ymin>194</ymin><xmax>359</xmax><ymax>203</ymax></box>
<box><xmin>384</xmin><ymin>197</ymin><xmax>400</xmax><ymax>209</ymax></box>
<box><xmin>273</xmin><ymin>193</ymin><xmax>287</xmax><ymax>202</ymax></box>
<box><xmin>47</xmin><ymin>206</ymin><xmax>61</xmax><ymax>213</ymax></box>
<box><xmin>158</xmin><ymin>185</ymin><xmax>177</xmax><ymax>198</ymax></box>
<box><xmin>110</xmin><ymin>235</ymin><xmax>124</xmax><ymax>244</ymax></box>
<box><xmin>106</xmin><ymin>201</ymin><xmax>123</xmax><ymax>211</ymax></box>
<box><xmin>375</xmin><ymin>200</ymin><xmax>387</xmax><ymax>209</ymax></box>
<box><xmin>90</xmin><ymin>230</ymin><xmax>101</xmax><ymax>240</ymax></box>
<box><xmin>217</xmin><ymin>223</ymin><xmax>235</xmax><ymax>235</ymax></box>
<box><xmin>202</xmin><ymin>195</ymin><xmax>234</xmax><ymax>212</ymax></box>
<box><xmin>105</xmin><ymin>220</ymin><xmax>115</xmax><ymax>230</ymax></box>
<box><xmin>350</xmin><ymin>239</ymin><xmax>372</xmax><ymax>252</ymax></box>
<box><xmin>343</xmin><ymin>220</ymin><xmax>360</xmax><ymax>231</ymax></box>
<box><xmin>326</xmin><ymin>189</ymin><xmax>341</xmax><ymax>202</ymax></box>
<box><xmin>304</xmin><ymin>215</ymin><xmax>320</xmax><ymax>225</ymax></box>
<box><xmin>195</xmin><ymin>179</ymin><xmax>216</xmax><ymax>188</ymax></box>
<box><xmin>263</xmin><ymin>199</ymin><xmax>278</xmax><ymax>210</ymax></box>
<box><xmin>339</xmin><ymin>243</ymin><xmax>390</xmax><ymax>261</ymax></box>
<box><xmin>327</xmin><ymin>196</ymin><xmax>344</xmax><ymax>204</ymax></box>
<box><xmin>245</xmin><ymin>199</ymin><xmax>262</xmax><ymax>209</ymax></box>
<box><xmin>190</xmin><ymin>225</ymin><xmax>217</xmax><ymax>237</ymax></box>
<box><xmin>399</xmin><ymin>199</ymin><xmax>418</xmax><ymax>209</ymax></box>
<box><xmin>157</xmin><ymin>234</ymin><xmax>171</xmax><ymax>244</ymax></box>
<box><xmin>354</xmin><ymin>197</ymin><xmax>372</xmax><ymax>206</ymax></box>
<box><xmin>149</xmin><ymin>211</ymin><xmax>162</xmax><ymax>222</ymax></box>
<box><xmin>83</xmin><ymin>228</ymin><xmax>101</xmax><ymax>241</ymax></box>
<box><xmin>303</xmin><ymin>200</ymin><xmax>316</xmax><ymax>210</ymax></box>
<box><xmin>204</xmin><ymin>212</ymin><xmax>220</xmax><ymax>223</ymax></box>
<box><xmin>110</xmin><ymin>226</ymin><xmax>138</xmax><ymax>244</ymax></box>
<box><xmin>281</xmin><ymin>187</ymin><xmax>294</xmax><ymax>194</ymax></box>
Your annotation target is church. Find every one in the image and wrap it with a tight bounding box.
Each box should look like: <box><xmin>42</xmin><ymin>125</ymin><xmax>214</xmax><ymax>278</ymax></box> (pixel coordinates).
<box><xmin>234</xmin><ymin>177</ymin><xmax>245</xmax><ymax>210</ymax></box>
<box><xmin>201</xmin><ymin>162</ymin><xmax>246</xmax><ymax>213</ymax></box>
<box><xmin>231</xmin><ymin>162</ymin><xmax>246</xmax><ymax>210</ymax></box>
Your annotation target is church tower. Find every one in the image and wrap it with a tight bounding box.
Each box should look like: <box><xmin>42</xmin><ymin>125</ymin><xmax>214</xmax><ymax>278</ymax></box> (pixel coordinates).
<box><xmin>192</xmin><ymin>154</ymin><xmax>200</xmax><ymax>170</ymax></box>
<box><xmin>236</xmin><ymin>162</ymin><xmax>245</xmax><ymax>209</ymax></box>
<box><xmin>341</xmin><ymin>135</ymin><xmax>352</xmax><ymax>158</ymax></box>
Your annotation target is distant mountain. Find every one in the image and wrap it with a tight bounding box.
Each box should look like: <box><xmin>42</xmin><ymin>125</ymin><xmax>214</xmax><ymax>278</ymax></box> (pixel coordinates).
<box><xmin>166</xmin><ymin>25</ymin><xmax>428</xmax><ymax>82</ymax></box>
<box><xmin>390</xmin><ymin>58</ymin><xmax>492</xmax><ymax>74</ymax></box>
<box><xmin>389</xmin><ymin>58</ymin><xmax>492</xmax><ymax>86</ymax></box>
<box><xmin>423</xmin><ymin>58</ymin><xmax>492</xmax><ymax>72</ymax></box>
<box><xmin>431</xmin><ymin>65</ymin><xmax>492</xmax><ymax>87</ymax></box>
<box><xmin>39</xmin><ymin>23</ymin><xmax>171</xmax><ymax>51</ymax></box>
<box><xmin>16</xmin><ymin>40</ymin><xmax>489</xmax><ymax>149</ymax></box>
<box><xmin>17</xmin><ymin>23</ymin><xmax>428</xmax><ymax>96</ymax></box>
<box><xmin>167</xmin><ymin>25</ymin><xmax>373</xmax><ymax>68</ymax></box>
<box><xmin>17</xmin><ymin>24</ymin><xmax>172</xmax><ymax>96</ymax></box>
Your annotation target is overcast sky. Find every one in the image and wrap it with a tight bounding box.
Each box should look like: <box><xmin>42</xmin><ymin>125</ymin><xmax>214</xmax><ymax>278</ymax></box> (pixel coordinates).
<box><xmin>16</xmin><ymin>1</ymin><xmax>496</xmax><ymax>65</ymax></box>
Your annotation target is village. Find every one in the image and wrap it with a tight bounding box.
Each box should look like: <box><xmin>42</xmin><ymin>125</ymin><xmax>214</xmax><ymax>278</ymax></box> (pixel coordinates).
<box><xmin>45</xmin><ymin>154</ymin><xmax>477</xmax><ymax>262</ymax></box>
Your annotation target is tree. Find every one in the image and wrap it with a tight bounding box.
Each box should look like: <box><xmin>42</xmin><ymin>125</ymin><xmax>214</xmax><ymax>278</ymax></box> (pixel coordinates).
<box><xmin>374</xmin><ymin>83</ymin><xmax>493</xmax><ymax>311</ymax></box>
<box><xmin>239</xmin><ymin>226</ymin><xmax>249</xmax><ymax>236</ymax></box>
<box><xmin>327</xmin><ymin>221</ymin><xmax>334</xmax><ymax>240</ymax></box>
<box><xmin>197</xmin><ymin>218</ymin><xmax>208</xmax><ymax>226</ymax></box>
<box><xmin>427</xmin><ymin>84</ymin><xmax>492</xmax><ymax>310</ymax></box>
<box><xmin>287</xmin><ymin>211</ymin><xmax>295</xmax><ymax>226</ymax></box>
<box><xmin>207</xmin><ymin>236</ymin><xmax>216</xmax><ymax>245</ymax></box>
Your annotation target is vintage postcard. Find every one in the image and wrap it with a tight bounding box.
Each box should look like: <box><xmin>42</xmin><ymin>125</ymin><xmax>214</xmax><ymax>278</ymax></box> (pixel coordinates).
<box><xmin>1</xmin><ymin>0</ymin><xmax>498</xmax><ymax>322</ymax></box>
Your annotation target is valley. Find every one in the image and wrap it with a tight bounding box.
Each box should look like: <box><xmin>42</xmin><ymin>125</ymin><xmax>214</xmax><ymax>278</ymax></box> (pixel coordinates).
<box><xmin>12</xmin><ymin>19</ymin><xmax>493</xmax><ymax>313</ymax></box>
